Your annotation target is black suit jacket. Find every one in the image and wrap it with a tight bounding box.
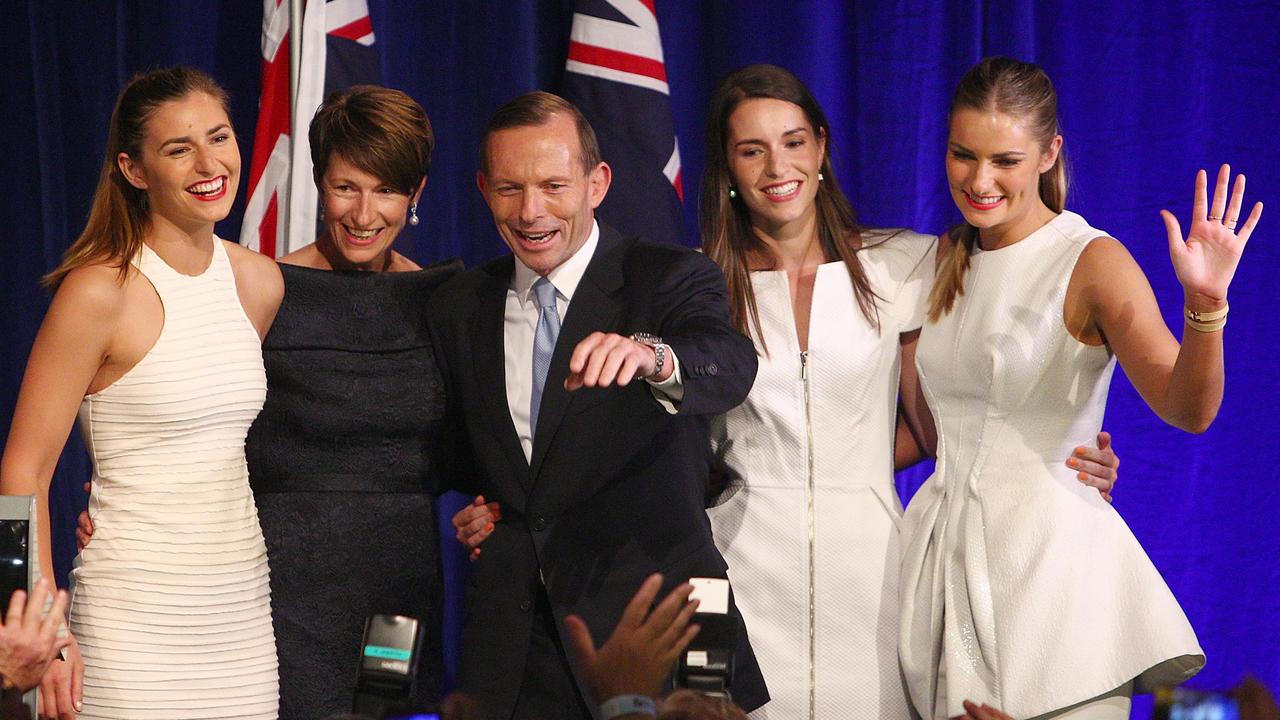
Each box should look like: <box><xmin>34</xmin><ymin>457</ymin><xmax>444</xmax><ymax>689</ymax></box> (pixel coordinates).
<box><xmin>427</xmin><ymin>225</ymin><xmax>768</xmax><ymax>717</ymax></box>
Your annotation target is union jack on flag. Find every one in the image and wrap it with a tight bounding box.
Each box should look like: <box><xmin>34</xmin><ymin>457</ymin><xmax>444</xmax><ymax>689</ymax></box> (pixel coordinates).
<box><xmin>562</xmin><ymin>0</ymin><xmax>685</xmax><ymax>244</ymax></box>
<box><xmin>241</xmin><ymin>0</ymin><xmax>380</xmax><ymax>258</ymax></box>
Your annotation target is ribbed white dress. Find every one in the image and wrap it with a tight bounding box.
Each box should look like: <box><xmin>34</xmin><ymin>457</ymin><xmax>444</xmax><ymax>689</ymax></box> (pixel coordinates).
<box><xmin>71</xmin><ymin>238</ymin><xmax>278</xmax><ymax>719</ymax></box>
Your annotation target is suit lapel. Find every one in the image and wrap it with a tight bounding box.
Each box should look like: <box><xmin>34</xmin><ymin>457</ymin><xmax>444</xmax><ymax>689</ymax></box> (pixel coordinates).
<box><xmin>529</xmin><ymin>227</ymin><xmax>626</xmax><ymax>480</ymax></box>
<box><xmin>468</xmin><ymin>259</ymin><xmax>531</xmax><ymax>489</ymax></box>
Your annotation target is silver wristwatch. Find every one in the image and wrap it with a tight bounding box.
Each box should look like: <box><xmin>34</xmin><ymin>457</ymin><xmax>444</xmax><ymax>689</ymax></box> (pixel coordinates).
<box><xmin>629</xmin><ymin>332</ymin><xmax>667</xmax><ymax>380</ymax></box>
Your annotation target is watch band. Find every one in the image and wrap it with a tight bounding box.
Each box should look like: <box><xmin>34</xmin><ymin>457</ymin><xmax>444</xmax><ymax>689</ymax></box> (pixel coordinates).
<box><xmin>629</xmin><ymin>332</ymin><xmax>666</xmax><ymax>380</ymax></box>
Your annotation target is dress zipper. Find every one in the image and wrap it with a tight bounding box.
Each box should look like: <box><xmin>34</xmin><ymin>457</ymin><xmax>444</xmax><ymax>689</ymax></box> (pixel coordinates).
<box><xmin>801</xmin><ymin>350</ymin><xmax>816</xmax><ymax>720</ymax></box>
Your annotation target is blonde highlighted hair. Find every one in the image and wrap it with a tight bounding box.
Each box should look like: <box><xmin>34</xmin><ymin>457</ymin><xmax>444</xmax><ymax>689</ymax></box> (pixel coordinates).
<box><xmin>928</xmin><ymin>57</ymin><xmax>1069</xmax><ymax>321</ymax></box>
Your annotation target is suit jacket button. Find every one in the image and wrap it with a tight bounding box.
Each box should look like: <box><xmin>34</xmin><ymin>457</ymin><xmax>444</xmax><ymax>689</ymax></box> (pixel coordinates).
<box><xmin>532</xmin><ymin>516</ymin><xmax>547</xmax><ymax>531</ymax></box>
<box><xmin>520</xmin><ymin>599</ymin><xmax>532</xmax><ymax>612</ymax></box>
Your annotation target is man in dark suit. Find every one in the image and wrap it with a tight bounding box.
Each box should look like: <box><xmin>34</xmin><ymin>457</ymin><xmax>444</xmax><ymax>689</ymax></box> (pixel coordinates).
<box><xmin>427</xmin><ymin>91</ymin><xmax>767</xmax><ymax>719</ymax></box>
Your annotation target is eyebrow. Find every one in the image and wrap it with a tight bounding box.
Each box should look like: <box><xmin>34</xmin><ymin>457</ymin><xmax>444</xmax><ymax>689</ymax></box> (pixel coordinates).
<box><xmin>733</xmin><ymin>126</ymin><xmax>809</xmax><ymax>148</ymax></box>
<box><xmin>159</xmin><ymin>123</ymin><xmax>231</xmax><ymax>149</ymax></box>
<box><xmin>948</xmin><ymin>141</ymin><xmax>1026</xmax><ymax>159</ymax></box>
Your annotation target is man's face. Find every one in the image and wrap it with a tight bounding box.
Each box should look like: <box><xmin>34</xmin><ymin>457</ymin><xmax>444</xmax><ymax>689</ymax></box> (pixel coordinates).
<box><xmin>478</xmin><ymin>114</ymin><xmax>611</xmax><ymax>276</ymax></box>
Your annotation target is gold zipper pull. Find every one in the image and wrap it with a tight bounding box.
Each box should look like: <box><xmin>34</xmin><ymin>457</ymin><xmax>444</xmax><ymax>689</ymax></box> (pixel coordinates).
<box><xmin>800</xmin><ymin>350</ymin><xmax>809</xmax><ymax>382</ymax></box>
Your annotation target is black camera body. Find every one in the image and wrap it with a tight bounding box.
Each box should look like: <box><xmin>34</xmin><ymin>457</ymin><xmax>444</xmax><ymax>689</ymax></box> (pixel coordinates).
<box><xmin>674</xmin><ymin>578</ymin><xmax>737</xmax><ymax>700</ymax></box>
<box><xmin>352</xmin><ymin>614</ymin><xmax>425</xmax><ymax>718</ymax></box>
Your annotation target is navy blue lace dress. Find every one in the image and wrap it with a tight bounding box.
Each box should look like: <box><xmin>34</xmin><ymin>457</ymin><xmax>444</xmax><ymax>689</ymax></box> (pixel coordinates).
<box><xmin>246</xmin><ymin>259</ymin><xmax>462</xmax><ymax>720</ymax></box>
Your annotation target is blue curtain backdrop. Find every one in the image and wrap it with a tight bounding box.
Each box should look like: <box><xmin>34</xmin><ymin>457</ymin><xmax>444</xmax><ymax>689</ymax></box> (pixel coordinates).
<box><xmin>2</xmin><ymin>1</ymin><xmax>1276</xmax><ymax>714</ymax></box>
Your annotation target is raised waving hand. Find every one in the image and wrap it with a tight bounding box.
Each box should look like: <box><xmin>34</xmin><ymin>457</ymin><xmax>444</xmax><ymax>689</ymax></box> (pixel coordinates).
<box><xmin>1160</xmin><ymin>164</ymin><xmax>1262</xmax><ymax>304</ymax></box>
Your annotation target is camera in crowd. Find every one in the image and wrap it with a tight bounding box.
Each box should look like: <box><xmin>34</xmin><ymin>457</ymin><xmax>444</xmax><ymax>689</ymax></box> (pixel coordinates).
<box><xmin>351</xmin><ymin>614</ymin><xmax>439</xmax><ymax>720</ymax></box>
<box><xmin>675</xmin><ymin>578</ymin><xmax>737</xmax><ymax>700</ymax></box>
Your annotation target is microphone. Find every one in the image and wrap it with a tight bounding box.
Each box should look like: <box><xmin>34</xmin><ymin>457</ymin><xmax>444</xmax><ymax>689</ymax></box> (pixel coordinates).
<box><xmin>675</xmin><ymin>577</ymin><xmax>737</xmax><ymax>700</ymax></box>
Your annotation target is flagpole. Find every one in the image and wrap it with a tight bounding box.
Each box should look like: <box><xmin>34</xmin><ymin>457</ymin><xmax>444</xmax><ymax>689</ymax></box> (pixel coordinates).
<box><xmin>286</xmin><ymin>0</ymin><xmax>304</xmax><ymax>250</ymax></box>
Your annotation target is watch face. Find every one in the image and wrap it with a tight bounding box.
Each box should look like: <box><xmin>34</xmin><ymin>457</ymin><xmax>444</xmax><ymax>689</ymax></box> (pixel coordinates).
<box><xmin>630</xmin><ymin>332</ymin><xmax>663</xmax><ymax>345</ymax></box>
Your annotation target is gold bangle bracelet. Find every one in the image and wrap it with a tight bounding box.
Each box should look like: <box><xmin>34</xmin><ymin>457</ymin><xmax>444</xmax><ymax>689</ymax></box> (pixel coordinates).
<box><xmin>1185</xmin><ymin>303</ymin><xmax>1228</xmax><ymax>324</ymax></box>
<box><xmin>1185</xmin><ymin>302</ymin><xmax>1228</xmax><ymax>333</ymax></box>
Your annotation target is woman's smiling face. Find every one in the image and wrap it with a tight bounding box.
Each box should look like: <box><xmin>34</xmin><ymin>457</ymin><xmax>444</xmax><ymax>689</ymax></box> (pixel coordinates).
<box><xmin>946</xmin><ymin>107</ymin><xmax>1062</xmax><ymax>246</ymax></box>
<box><xmin>725</xmin><ymin>97</ymin><xmax>826</xmax><ymax>239</ymax></box>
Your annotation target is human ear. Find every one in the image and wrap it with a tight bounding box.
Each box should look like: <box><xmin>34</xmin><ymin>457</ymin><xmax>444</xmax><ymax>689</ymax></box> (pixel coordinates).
<box><xmin>588</xmin><ymin>162</ymin><xmax>612</xmax><ymax>209</ymax></box>
<box><xmin>1039</xmin><ymin>135</ymin><xmax>1064</xmax><ymax>174</ymax></box>
<box><xmin>117</xmin><ymin>152</ymin><xmax>148</xmax><ymax>191</ymax></box>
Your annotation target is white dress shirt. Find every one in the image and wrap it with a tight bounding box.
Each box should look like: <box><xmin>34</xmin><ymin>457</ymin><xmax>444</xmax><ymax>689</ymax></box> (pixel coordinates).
<box><xmin>504</xmin><ymin>220</ymin><xmax>681</xmax><ymax>463</ymax></box>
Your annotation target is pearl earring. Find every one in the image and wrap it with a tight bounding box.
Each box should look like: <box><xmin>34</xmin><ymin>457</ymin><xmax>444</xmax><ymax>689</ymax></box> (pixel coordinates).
<box><xmin>409</xmin><ymin>202</ymin><xmax>419</xmax><ymax>226</ymax></box>
<box><xmin>728</xmin><ymin>187</ymin><xmax>738</xmax><ymax>199</ymax></box>
<box><xmin>818</xmin><ymin>173</ymin><xmax>824</xmax><ymax>181</ymax></box>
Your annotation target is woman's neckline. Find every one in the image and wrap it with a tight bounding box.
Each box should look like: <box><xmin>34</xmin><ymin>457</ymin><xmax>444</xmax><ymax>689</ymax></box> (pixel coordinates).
<box><xmin>142</xmin><ymin>236</ymin><xmax>218</xmax><ymax>277</ymax></box>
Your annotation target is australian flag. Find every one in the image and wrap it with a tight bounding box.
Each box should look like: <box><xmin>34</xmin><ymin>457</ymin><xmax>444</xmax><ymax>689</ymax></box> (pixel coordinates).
<box><xmin>561</xmin><ymin>0</ymin><xmax>685</xmax><ymax>245</ymax></box>
<box><xmin>241</xmin><ymin>0</ymin><xmax>380</xmax><ymax>257</ymax></box>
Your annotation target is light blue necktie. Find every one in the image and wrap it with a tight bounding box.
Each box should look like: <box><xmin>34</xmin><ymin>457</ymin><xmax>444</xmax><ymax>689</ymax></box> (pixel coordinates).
<box><xmin>529</xmin><ymin>276</ymin><xmax>561</xmax><ymax>437</ymax></box>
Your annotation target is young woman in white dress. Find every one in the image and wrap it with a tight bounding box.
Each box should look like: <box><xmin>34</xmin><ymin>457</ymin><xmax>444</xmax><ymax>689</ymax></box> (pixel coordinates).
<box><xmin>697</xmin><ymin>65</ymin><xmax>1119</xmax><ymax>720</ymax></box>
<box><xmin>449</xmin><ymin>64</ymin><xmax>1120</xmax><ymax>719</ymax></box>
<box><xmin>0</xmin><ymin>67</ymin><xmax>283</xmax><ymax>718</ymax></box>
<box><xmin>899</xmin><ymin>57</ymin><xmax>1262</xmax><ymax>720</ymax></box>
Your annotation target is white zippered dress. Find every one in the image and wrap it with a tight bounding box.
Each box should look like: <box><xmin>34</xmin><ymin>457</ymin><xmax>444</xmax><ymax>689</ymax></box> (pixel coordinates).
<box><xmin>709</xmin><ymin>229</ymin><xmax>936</xmax><ymax>719</ymax></box>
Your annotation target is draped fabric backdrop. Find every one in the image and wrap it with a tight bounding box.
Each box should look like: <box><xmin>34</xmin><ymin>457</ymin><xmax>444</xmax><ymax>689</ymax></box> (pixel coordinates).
<box><xmin>2</xmin><ymin>1</ymin><xmax>1276</xmax><ymax>715</ymax></box>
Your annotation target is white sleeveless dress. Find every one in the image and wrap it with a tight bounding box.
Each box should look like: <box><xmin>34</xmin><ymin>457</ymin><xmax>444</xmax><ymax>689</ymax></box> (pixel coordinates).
<box><xmin>71</xmin><ymin>239</ymin><xmax>278</xmax><ymax>719</ymax></box>
<box><xmin>709</xmin><ymin>230</ymin><xmax>936</xmax><ymax>720</ymax></box>
<box><xmin>899</xmin><ymin>211</ymin><xmax>1203</xmax><ymax>719</ymax></box>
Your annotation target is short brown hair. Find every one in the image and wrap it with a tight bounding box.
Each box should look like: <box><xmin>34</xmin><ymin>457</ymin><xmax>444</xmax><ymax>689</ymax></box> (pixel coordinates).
<box><xmin>479</xmin><ymin>91</ymin><xmax>602</xmax><ymax>176</ymax></box>
<box><xmin>309</xmin><ymin>84</ymin><xmax>434</xmax><ymax>195</ymax></box>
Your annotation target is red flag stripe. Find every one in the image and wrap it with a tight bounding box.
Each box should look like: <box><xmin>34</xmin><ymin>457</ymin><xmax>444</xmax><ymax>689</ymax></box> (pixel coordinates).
<box><xmin>329</xmin><ymin>16</ymin><xmax>373</xmax><ymax>42</ymax></box>
<box><xmin>567</xmin><ymin>41</ymin><xmax>667</xmax><ymax>84</ymax></box>
<box><xmin>245</xmin><ymin>52</ymin><xmax>290</xmax><ymax>199</ymax></box>
<box><xmin>258</xmin><ymin>189</ymin><xmax>279</xmax><ymax>259</ymax></box>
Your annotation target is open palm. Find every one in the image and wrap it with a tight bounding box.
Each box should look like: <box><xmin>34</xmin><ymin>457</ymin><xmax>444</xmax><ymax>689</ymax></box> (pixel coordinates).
<box><xmin>1161</xmin><ymin>164</ymin><xmax>1262</xmax><ymax>302</ymax></box>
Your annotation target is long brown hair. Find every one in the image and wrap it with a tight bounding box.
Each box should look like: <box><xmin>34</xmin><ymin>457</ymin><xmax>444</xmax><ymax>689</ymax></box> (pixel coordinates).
<box><xmin>699</xmin><ymin>64</ymin><xmax>880</xmax><ymax>349</ymax></box>
<box><xmin>928</xmin><ymin>57</ymin><xmax>1068</xmax><ymax>321</ymax></box>
<box><xmin>44</xmin><ymin>66</ymin><xmax>229</xmax><ymax>288</ymax></box>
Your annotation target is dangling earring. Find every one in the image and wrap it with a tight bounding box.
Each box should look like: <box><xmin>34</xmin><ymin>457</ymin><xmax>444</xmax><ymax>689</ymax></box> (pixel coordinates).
<box><xmin>408</xmin><ymin>202</ymin><xmax>419</xmax><ymax>226</ymax></box>
<box><xmin>818</xmin><ymin>173</ymin><xmax>824</xmax><ymax>181</ymax></box>
<box><xmin>728</xmin><ymin>187</ymin><xmax>738</xmax><ymax>199</ymax></box>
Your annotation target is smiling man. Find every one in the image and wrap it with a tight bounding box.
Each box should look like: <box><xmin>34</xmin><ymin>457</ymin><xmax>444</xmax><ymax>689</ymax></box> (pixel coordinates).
<box><xmin>426</xmin><ymin>91</ymin><xmax>767</xmax><ymax>719</ymax></box>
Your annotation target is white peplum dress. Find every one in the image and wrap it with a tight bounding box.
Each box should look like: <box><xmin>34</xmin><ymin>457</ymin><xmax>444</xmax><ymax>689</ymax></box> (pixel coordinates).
<box><xmin>71</xmin><ymin>238</ymin><xmax>278</xmax><ymax>719</ymax></box>
<box><xmin>899</xmin><ymin>211</ymin><xmax>1204</xmax><ymax>719</ymax></box>
<box><xmin>709</xmin><ymin>229</ymin><xmax>936</xmax><ymax>720</ymax></box>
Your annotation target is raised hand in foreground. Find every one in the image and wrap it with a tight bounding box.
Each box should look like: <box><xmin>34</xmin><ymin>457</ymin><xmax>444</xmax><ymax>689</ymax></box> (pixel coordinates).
<box><xmin>564</xmin><ymin>573</ymin><xmax>701</xmax><ymax>705</ymax></box>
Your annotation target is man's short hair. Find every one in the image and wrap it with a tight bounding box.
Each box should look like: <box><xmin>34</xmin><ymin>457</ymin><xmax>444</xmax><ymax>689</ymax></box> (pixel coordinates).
<box><xmin>479</xmin><ymin>91</ymin><xmax>603</xmax><ymax>177</ymax></box>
